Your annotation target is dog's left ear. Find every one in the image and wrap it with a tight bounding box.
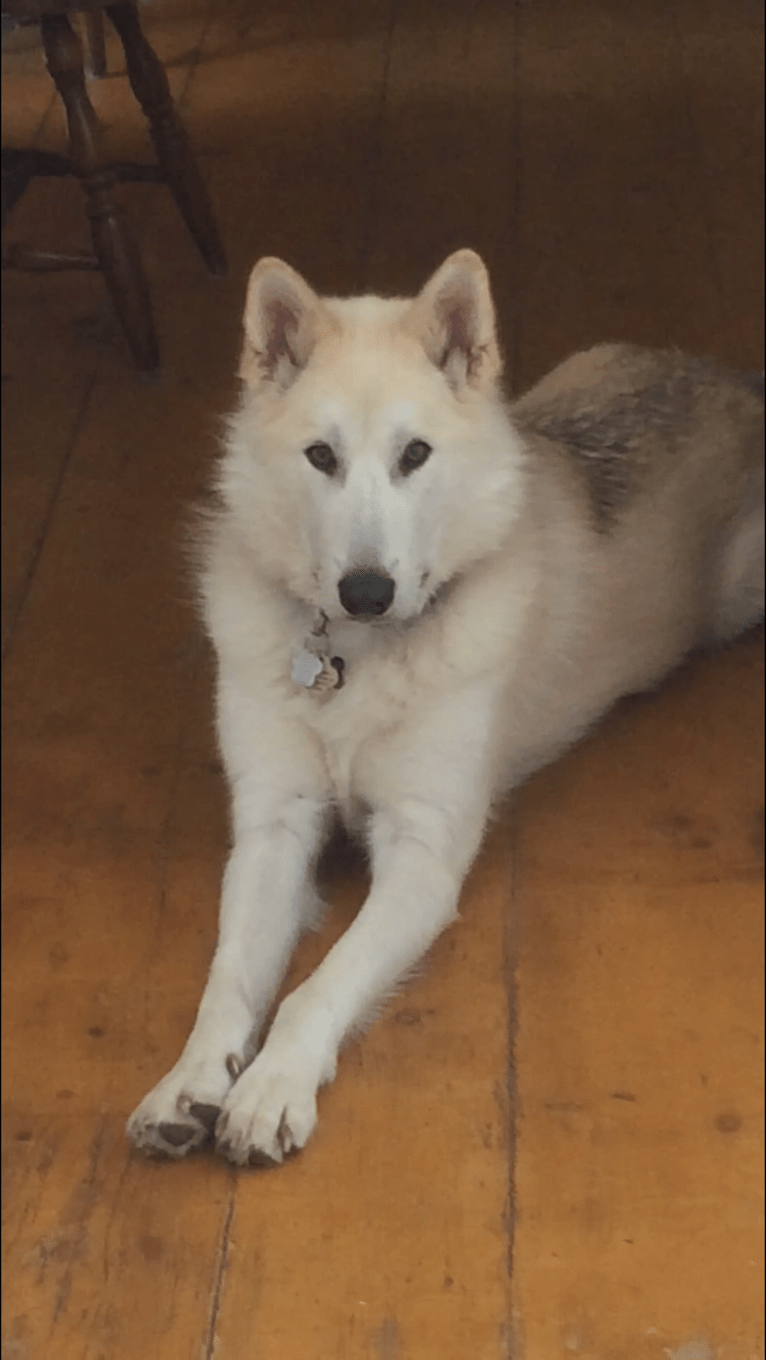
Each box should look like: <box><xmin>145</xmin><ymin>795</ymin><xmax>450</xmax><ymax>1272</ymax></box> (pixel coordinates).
<box><xmin>405</xmin><ymin>249</ymin><xmax>502</xmax><ymax>394</ymax></box>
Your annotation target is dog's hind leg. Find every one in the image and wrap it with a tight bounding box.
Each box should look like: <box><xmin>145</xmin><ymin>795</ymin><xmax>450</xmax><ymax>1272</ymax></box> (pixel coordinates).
<box><xmin>710</xmin><ymin>462</ymin><xmax>765</xmax><ymax>643</ymax></box>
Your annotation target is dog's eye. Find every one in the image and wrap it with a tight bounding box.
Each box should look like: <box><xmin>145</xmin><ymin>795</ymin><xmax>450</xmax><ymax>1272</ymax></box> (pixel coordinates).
<box><xmin>304</xmin><ymin>442</ymin><xmax>338</xmax><ymax>476</ymax></box>
<box><xmin>399</xmin><ymin>439</ymin><xmax>432</xmax><ymax>475</ymax></box>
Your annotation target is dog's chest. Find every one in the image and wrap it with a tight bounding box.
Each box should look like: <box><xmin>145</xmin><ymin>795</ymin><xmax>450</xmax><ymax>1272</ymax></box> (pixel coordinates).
<box><xmin>296</xmin><ymin>621</ymin><xmax>410</xmax><ymax>809</ymax></box>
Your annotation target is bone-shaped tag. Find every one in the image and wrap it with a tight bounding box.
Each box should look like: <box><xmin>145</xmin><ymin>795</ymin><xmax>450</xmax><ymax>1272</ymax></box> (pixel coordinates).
<box><xmin>292</xmin><ymin>649</ymin><xmax>324</xmax><ymax>687</ymax></box>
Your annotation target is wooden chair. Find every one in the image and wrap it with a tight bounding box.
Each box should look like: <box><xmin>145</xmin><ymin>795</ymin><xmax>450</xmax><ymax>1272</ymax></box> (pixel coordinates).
<box><xmin>2</xmin><ymin>1</ymin><xmax>227</xmax><ymax>375</ymax></box>
<box><xmin>81</xmin><ymin>7</ymin><xmax>106</xmax><ymax>76</ymax></box>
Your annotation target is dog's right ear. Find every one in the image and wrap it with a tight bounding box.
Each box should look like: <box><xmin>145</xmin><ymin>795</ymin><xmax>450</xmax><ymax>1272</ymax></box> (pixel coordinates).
<box><xmin>239</xmin><ymin>258</ymin><xmax>327</xmax><ymax>391</ymax></box>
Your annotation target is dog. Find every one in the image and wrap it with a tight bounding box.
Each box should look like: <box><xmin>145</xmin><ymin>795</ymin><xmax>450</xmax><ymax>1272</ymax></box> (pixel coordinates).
<box><xmin>127</xmin><ymin>249</ymin><xmax>764</xmax><ymax>1166</ymax></box>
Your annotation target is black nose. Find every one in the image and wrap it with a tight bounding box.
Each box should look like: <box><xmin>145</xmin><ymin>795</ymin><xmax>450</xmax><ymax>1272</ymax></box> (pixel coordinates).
<box><xmin>338</xmin><ymin>570</ymin><xmax>395</xmax><ymax>617</ymax></box>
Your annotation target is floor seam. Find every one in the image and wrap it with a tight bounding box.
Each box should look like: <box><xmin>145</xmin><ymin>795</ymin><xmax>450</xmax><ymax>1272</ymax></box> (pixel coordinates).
<box><xmin>201</xmin><ymin>1182</ymin><xmax>236</xmax><ymax>1360</ymax></box>
<box><xmin>1</xmin><ymin>359</ymin><xmax>100</xmax><ymax>667</ymax></box>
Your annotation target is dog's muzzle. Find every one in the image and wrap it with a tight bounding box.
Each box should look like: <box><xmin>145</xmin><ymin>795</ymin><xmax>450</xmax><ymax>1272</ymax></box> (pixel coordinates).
<box><xmin>338</xmin><ymin>570</ymin><xmax>395</xmax><ymax>617</ymax></box>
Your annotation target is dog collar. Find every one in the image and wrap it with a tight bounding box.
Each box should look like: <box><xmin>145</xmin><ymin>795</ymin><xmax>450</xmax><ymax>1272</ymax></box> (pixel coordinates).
<box><xmin>292</xmin><ymin>611</ymin><xmax>345</xmax><ymax>692</ymax></box>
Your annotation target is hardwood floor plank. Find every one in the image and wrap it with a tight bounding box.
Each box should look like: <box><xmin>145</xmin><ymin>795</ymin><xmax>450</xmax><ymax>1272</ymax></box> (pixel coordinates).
<box><xmin>509</xmin><ymin>1</ymin><xmax>764</xmax><ymax>1351</ymax></box>
<box><xmin>2</xmin><ymin>0</ymin><xmax>762</xmax><ymax>1354</ymax></box>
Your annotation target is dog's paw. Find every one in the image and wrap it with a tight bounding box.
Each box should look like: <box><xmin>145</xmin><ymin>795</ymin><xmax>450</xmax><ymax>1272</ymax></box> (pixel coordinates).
<box><xmin>127</xmin><ymin>1063</ymin><xmax>234</xmax><ymax>1159</ymax></box>
<box><xmin>215</xmin><ymin>1047</ymin><xmax>322</xmax><ymax>1167</ymax></box>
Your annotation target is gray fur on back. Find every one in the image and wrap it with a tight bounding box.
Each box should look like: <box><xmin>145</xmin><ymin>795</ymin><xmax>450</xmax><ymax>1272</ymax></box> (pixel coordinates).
<box><xmin>513</xmin><ymin>346</ymin><xmax>764</xmax><ymax>532</ymax></box>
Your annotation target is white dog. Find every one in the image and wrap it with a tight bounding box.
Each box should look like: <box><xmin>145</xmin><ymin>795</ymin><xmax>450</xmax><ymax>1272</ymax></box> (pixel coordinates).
<box><xmin>127</xmin><ymin>250</ymin><xmax>764</xmax><ymax>1165</ymax></box>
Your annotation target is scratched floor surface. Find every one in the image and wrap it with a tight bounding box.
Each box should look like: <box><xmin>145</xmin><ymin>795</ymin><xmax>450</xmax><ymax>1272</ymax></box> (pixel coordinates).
<box><xmin>1</xmin><ymin>1</ymin><xmax>763</xmax><ymax>1356</ymax></box>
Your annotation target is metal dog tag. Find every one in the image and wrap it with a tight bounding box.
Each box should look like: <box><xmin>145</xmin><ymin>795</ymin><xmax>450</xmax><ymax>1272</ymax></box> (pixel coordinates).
<box><xmin>293</xmin><ymin>611</ymin><xmax>345</xmax><ymax>692</ymax></box>
<box><xmin>292</xmin><ymin>649</ymin><xmax>324</xmax><ymax>687</ymax></box>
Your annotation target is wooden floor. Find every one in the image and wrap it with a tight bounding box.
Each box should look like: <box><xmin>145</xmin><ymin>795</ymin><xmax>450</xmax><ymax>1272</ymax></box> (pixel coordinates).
<box><xmin>2</xmin><ymin>1</ymin><xmax>763</xmax><ymax>1356</ymax></box>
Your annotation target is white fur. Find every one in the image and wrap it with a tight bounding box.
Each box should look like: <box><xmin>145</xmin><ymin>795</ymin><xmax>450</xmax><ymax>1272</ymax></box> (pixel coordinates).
<box><xmin>127</xmin><ymin>252</ymin><xmax>764</xmax><ymax>1165</ymax></box>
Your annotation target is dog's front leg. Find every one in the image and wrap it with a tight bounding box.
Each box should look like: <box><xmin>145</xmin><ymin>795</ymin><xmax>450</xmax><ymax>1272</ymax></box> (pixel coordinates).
<box><xmin>216</xmin><ymin>724</ymin><xmax>494</xmax><ymax>1166</ymax></box>
<box><xmin>126</xmin><ymin>790</ymin><xmax>326</xmax><ymax>1158</ymax></box>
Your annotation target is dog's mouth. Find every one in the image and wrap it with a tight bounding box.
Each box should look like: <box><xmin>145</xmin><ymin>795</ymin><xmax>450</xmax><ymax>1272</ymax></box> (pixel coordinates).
<box><xmin>293</xmin><ymin>575</ymin><xmax>461</xmax><ymax>691</ymax></box>
<box><xmin>299</xmin><ymin>568</ymin><xmax>456</xmax><ymax>628</ymax></box>
<box><xmin>340</xmin><ymin>579</ymin><xmax>456</xmax><ymax>626</ymax></box>
<box><xmin>343</xmin><ymin>610</ymin><xmax>397</xmax><ymax>625</ymax></box>
<box><xmin>424</xmin><ymin>573</ymin><xmax>459</xmax><ymax>613</ymax></box>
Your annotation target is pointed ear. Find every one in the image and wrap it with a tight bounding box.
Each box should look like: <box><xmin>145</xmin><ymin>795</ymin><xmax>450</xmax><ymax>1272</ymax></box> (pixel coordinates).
<box><xmin>405</xmin><ymin>249</ymin><xmax>502</xmax><ymax>394</ymax></box>
<box><xmin>239</xmin><ymin>257</ymin><xmax>328</xmax><ymax>391</ymax></box>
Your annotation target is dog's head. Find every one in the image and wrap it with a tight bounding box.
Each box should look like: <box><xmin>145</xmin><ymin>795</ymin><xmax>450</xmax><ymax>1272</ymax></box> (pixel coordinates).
<box><xmin>220</xmin><ymin>250</ymin><xmax>525</xmax><ymax>623</ymax></box>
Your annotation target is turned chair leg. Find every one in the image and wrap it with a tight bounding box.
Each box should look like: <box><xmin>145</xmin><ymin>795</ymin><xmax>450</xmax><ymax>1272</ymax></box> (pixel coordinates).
<box><xmin>106</xmin><ymin>1</ymin><xmax>227</xmax><ymax>277</ymax></box>
<box><xmin>82</xmin><ymin>10</ymin><xmax>107</xmax><ymax>78</ymax></box>
<box><xmin>41</xmin><ymin>12</ymin><xmax>160</xmax><ymax>374</ymax></box>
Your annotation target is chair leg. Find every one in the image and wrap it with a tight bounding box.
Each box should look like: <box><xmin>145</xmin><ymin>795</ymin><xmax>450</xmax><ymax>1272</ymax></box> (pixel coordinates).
<box><xmin>41</xmin><ymin>13</ymin><xmax>160</xmax><ymax>374</ymax></box>
<box><xmin>106</xmin><ymin>1</ymin><xmax>227</xmax><ymax>277</ymax></box>
<box><xmin>82</xmin><ymin>10</ymin><xmax>107</xmax><ymax>78</ymax></box>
